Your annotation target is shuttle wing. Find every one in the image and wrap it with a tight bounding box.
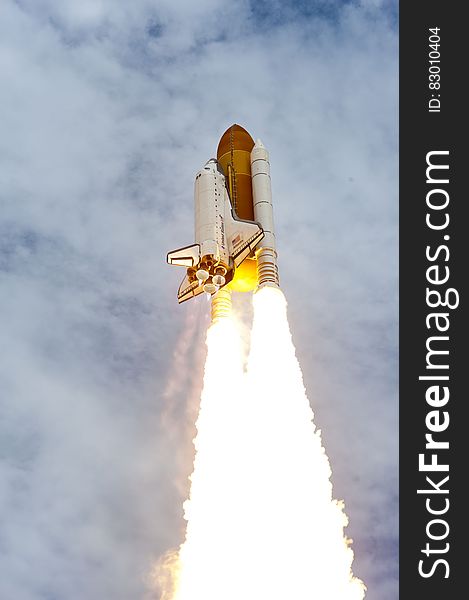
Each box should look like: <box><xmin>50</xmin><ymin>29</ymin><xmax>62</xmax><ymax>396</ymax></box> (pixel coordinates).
<box><xmin>167</xmin><ymin>244</ymin><xmax>200</xmax><ymax>268</ymax></box>
<box><xmin>227</xmin><ymin>213</ymin><xmax>264</xmax><ymax>267</ymax></box>
<box><xmin>177</xmin><ymin>274</ymin><xmax>204</xmax><ymax>304</ymax></box>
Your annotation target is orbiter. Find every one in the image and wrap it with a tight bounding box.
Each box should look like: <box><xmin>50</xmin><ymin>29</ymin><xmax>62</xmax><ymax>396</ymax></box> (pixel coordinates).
<box><xmin>167</xmin><ymin>124</ymin><xmax>279</xmax><ymax>317</ymax></box>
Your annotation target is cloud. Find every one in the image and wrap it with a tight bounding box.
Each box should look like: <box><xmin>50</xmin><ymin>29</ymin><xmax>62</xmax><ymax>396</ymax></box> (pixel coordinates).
<box><xmin>0</xmin><ymin>1</ymin><xmax>397</xmax><ymax>598</ymax></box>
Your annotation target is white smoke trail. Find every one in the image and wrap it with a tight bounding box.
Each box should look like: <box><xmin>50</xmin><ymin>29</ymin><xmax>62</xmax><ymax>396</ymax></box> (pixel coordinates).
<box><xmin>169</xmin><ymin>316</ymin><xmax>249</xmax><ymax>600</ymax></box>
<box><xmin>163</xmin><ymin>287</ymin><xmax>366</xmax><ymax>600</ymax></box>
<box><xmin>241</xmin><ymin>286</ymin><xmax>366</xmax><ymax>599</ymax></box>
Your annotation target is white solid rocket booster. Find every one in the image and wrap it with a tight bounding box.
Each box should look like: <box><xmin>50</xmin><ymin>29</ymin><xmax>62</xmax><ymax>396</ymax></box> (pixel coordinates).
<box><xmin>251</xmin><ymin>139</ymin><xmax>280</xmax><ymax>288</ymax></box>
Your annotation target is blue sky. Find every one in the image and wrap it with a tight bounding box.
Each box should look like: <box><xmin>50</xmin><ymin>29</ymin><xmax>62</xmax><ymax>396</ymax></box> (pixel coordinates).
<box><xmin>1</xmin><ymin>1</ymin><xmax>398</xmax><ymax>598</ymax></box>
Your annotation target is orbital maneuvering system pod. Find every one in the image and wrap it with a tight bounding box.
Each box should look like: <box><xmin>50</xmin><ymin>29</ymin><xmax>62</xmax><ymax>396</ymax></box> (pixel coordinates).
<box><xmin>167</xmin><ymin>124</ymin><xmax>279</xmax><ymax>320</ymax></box>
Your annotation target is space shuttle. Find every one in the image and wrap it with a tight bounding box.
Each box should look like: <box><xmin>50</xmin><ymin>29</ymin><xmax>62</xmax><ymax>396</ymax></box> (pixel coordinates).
<box><xmin>167</xmin><ymin>124</ymin><xmax>279</xmax><ymax>306</ymax></box>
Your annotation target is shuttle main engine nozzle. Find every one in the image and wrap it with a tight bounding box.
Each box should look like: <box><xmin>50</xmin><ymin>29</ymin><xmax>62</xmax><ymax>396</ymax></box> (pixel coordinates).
<box><xmin>196</xmin><ymin>269</ymin><xmax>210</xmax><ymax>282</ymax></box>
<box><xmin>203</xmin><ymin>282</ymin><xmax>218</xmax><ymax>294</ymax></box>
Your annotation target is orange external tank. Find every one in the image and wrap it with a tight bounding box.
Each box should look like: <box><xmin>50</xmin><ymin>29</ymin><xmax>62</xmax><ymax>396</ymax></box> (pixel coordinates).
<box><xmin>217</xmin><ymin>124</ymin><xmax>258</xmax><ymax>293</ymax></box>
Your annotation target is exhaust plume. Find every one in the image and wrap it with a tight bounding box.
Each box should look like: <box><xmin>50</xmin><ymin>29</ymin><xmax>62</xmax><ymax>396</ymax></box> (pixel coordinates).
<box><xmin>162</xmin><ymin>286</ymin><xmax>366</xmax><ymax>600</ymax></box>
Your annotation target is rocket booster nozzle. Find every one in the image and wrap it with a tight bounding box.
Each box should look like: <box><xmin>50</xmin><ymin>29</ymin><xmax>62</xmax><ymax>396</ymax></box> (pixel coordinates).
<box><xmin>211</xmin><ymin>288</ymin><xmax>232</xmax><ymax>323</ymax></box>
